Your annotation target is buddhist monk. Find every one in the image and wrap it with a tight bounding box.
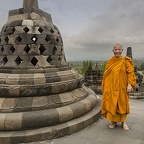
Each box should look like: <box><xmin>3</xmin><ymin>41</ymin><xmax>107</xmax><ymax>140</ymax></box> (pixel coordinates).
<box><xmin>101</xmin><ymin>44</ymin><xmax>136</xmax><ymax>130</ymax></box>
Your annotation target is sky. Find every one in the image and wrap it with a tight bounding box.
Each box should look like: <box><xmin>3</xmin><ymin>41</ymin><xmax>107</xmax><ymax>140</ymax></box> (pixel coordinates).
<box><xmin>0</xmin><ymin>0</ymin><xmax>144</xmax><ymax>61</ymax></box>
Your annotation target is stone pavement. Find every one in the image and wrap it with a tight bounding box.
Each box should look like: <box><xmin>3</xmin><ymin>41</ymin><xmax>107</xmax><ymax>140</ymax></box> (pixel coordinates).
<box><xmin>25</xmin><ymin>97</ymin><xmax>144</xmax><ymax>144</ymax></box>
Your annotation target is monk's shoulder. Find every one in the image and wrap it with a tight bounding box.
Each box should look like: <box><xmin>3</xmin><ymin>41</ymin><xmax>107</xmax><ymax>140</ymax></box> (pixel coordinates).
<box><xmin>124</xmin><ymin>56</ymin><xmax>134</xmax><ymax>66</ymax></box>
<box><xmin>124</xmin><ymin>56</ymin><xmax>132</xmax><ymax>61</ymax></box>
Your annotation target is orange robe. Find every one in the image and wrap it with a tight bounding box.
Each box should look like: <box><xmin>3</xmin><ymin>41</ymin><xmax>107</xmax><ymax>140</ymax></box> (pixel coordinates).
<box><xmin>101</xmin><ymin>56</ymin><xmax>136</xmax><ymax>122</ymax></box>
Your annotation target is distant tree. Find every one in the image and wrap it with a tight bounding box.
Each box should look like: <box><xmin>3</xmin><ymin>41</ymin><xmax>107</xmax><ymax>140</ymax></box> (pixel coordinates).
<box><xmin>81</xmin><ymin>61</ymin><xmax>89</xmax><ymax>75</ymax></box>
<box><xmin>99</xmin><ymin>62</ymin><xmax>106</xmax><ymax>73</ymax></box>
<box><xmin>140</xmin><ymin>62</ymin><xmax>144</xmax><ymax>71</ymax></box>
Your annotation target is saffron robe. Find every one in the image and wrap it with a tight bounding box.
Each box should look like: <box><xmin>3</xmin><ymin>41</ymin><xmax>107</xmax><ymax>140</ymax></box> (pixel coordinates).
<box><xmin>101</xmin><ymin>56</ymin><xmax>136</xmax><ymax>122</ymax></box>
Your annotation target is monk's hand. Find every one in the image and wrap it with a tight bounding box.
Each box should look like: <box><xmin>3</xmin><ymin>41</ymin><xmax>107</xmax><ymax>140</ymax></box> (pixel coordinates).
<box><xmin>127</xmin><ymin>83</ymin><xmax>133</xmax><ymax>93</ymax></box>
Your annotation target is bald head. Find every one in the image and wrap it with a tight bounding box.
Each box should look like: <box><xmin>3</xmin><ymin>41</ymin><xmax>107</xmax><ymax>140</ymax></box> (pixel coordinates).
<box><xmin>113</xmin><ymin>43</ymin><xmax>123</xmax><ymax>57</ymax></box>
<box><xmin>113</xmin><ymin>43</ymin><xmax>122</xmax><ymax>50</ymax></box>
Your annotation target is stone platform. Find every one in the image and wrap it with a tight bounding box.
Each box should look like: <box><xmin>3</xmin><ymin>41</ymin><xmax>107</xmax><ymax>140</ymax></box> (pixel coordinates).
<box><xmin>23</xmin><ymin>97</ymin><xmax>144</xmax><ymax>144</ymax></box>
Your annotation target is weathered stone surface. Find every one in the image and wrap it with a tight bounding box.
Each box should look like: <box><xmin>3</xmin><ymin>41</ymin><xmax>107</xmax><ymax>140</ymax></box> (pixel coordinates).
<box><xmin>0</xmin><ymin>0</ymin><xmax>99</xmax><ymax>143</ymax></box>
<box><xmin>5</xmin><ymin>113</ymin><xmax>22</xmax><ymax>130</ymax></box>
<box><xmin>1</xmin><ymin>98</ymin><xmax>16</xmax><ymax>112</ymax></box>
<box><xmin>6</xmin><ymin>74</ymin><xmax>19</xmax><ymax>84</ymax></box>
<box><xmin>0</xmin><ymin>113</ymin><xmax>7</xmax><ymax>130</ymax></box>
<box><xmin>56</xmin><ymin>106</ymin><xmax>73</xmax><ymax>123</ymax></box>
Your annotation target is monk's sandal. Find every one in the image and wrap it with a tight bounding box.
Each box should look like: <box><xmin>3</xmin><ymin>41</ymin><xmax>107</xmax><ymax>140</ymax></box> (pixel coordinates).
<box><xmin>122</xmin><ymin>123</ymin><xmax>129</xmax><ymax>131</ymax></box>
<box><xmin>109</xmin><ymin>122</ymin><xmax>117</xmax><ymax>129</ymax></box>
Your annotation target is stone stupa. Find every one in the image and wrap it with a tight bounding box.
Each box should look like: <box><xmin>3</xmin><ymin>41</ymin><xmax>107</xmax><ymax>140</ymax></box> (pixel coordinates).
<box><xmin>0</xmin><ymin>0</ymin><xmax>100</xmax><ymax>143</ymax></box>
<box><xmin>126</xmin><ymin>47</ymin><xmax>144</xmax><ymax>99</ymax></box>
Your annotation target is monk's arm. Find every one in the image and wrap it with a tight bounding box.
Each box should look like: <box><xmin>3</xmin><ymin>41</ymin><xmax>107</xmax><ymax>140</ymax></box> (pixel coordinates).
<box><xmin>126</xmin><ymin>59</ymin><xmax>136</xmax><ymax>88</ymax></box>
<box><xmin>127</xmin><ymin>83</ymin><xmax>133</xmax><ymax>92</ymax></box>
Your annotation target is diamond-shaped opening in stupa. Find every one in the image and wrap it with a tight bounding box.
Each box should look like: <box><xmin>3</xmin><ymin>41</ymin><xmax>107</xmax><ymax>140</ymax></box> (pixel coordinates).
<box><xmin>31</xmin><ymin>57</ymin><xmax>38</xmax><ymax>66</ymax></box>
<box><xmin>53</xmin><ymin>46</ymin><xmax>57</xmax><ymax>55</ymax></box>
<box><xmin>24</xmin><ymin>45</ymin><xmax>30</xmax><ymax>54</ymax></box>
<box><xmin>15</xmin><ymin>56</ymin><xmax>23</xmax><ymax>65</ymax></box>
<box><xmin>3</xmin><ymin>28</ymin><xmax>7</xmax><ymax>33</ymax></box>
<box><xmin>23</xmin><ymin>27</ymin><xmax>30</xmax><ymax>33</ymax></box>
<box><xmin>9</xmin><ymin>45</ymin><xmax>15</xmax><ymax>54</ymax></box>
<box><xmin>5</xmin><ymin>36</ymin><xmax>9</xmax><ymax>43</ymax></box>
<box><xmin>31</xmin><ymin>35</ymin><xmax>38</xmax><ymax>43</ymax></box>
<box><xmin>47</xmin><ymin>55</ymin><xmax>53</xmax><ymax>63</ymax></box>
<box><xmin>38</xmin><ymin>27</ymin><xmax>44</xmax><ymax>33</ymax></box>
<box><xmin>39</xmin><ymin>44</ymin><xmax>46</xmax><ymax>54</ymax></box>
<box><xmin>16</xmin><ymin>36</ymin><xmax>22</xmax><ymax>43</ymax></box>
<box><xmin>1</xmin><ymin>46</ymin><xmax>4</xmax><ymax>53</ymax></box>
<box><xmin>56</xmin><ymin>37</ymin><xmax>59</xmax><ymax>43</ymax></box>
<box><xmin>58</xmin><ymin>56</ymin><xmax>62</xmax><ymax>62</ymax></box>
<box><xmin>45</xmin><ymin>35</ymin><xmax>51</xmax><ymax>42</ymax></box>
<box><xmin>50</xmin><ymin>28</ymin><xmax>54</xmax><ymax>33</ymax></box>
<box><xmin>3</xmin><ymin>56</ymin><xmax>8</xmax><ymax>65</ymax></box>
<box><xmin>57</xmin><ymin>31</ymin><xmax>60</xmax><ymax>35</ymax></box>
<box><xmin>11</xmin><ymin>27</ymin><xmax>16</xmax><ymax>34</ymax></box>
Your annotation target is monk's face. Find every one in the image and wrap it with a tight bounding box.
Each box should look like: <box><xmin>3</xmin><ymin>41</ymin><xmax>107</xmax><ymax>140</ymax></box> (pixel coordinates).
<box><xmin>113</xmin><ymin>44</ymin><xmax>123</xmax><ymax>57</ymax></box>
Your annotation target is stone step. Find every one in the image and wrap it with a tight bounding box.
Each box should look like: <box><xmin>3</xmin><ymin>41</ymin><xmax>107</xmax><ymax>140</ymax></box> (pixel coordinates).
<box><xmin>0</xmin><ymin>70</ymin><xmax>79</xmax><ymax>85</ymax></box>
<box><xmin>0</xmin><ymin>87</ymin><xmax>89</xmax><ymax>112</ymax></box>
<box><xmin>0</xmin><ymin>77</ymin><xmax>83</xmax><ymax>97</ymax></box>
<box><xmin>0</xmin><ymin>101</ymin><xmax>101</xmax><ymax>144</ymax></box>
<box><xmin>0</xmin><ymin>92</ymin><xmax>97</xmax><ymax>131</ymax></box>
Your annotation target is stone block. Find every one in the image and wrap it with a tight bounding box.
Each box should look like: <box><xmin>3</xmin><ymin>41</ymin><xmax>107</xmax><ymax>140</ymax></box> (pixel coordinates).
<box><xmin>0</xmin><ymin>86</ymin><xmax>10</xmax><ymax>97</ymax></box>
<box><xmin>36</xmin><ymin>56</ymin><xmax>51</xmax><ymax>68</ymax></box>
<box><xmin>30</xmin><ymin>12</ymin><xmax>43</xmax><ymax>20</ymax></box>
<box><xmin>7</xmin><ymin>20</ymin><xmax>23</xmax><ymax>27</ymax></box>
<box><xmin>68</xmin><ymin>119</ymin><xmax>84</xmax><ymax>134</ymax></box>
<box><xmin>51</xmin><ymin>82</ymin><xmax>67</xmax><ymax>94</ymax></box>
<box><xmin>9</xmin><ymin>85</ymin><xmax>20</xmax><ymax>97</ymax></box>
<box><xmin>0</xmin><ymin>132</ymin><xmax>11</xmax><ymax>144</ymax></box>
<box><xmin>34</xmin><ymin>73</ymin><xmax>46</xmax><ymax>85</ymax></box>
<box><xmin>41</xmin><ymin>127</ymin><xmax>55</xmax><ymax>141</ymax></box>
<box><xmin>32</xmin><ymin>96</ymin><xmax>48</xmax><ymax>109</ymax></box>
<box><xmin>11</xmin><ymin>131</ymin><xmax>26</xmax><ymax>144</ymax></box>
<box><xmin>0</xmin><ymin>98</ymin><xmax>5</xmax><ymax>109</ymax></box>
<box><xmin>86</xmin><ymin>95</ymin><xmax>97</xmax><ymax>108</ymax></box>
<box><xmin>83</xmin><ymin>115</ymin><xmax>94</xmax><ymax>128</ymax></box>
<box><xmin>3</xmin><ymin>56</ymin><xmax>17</xmax><ymax>67</ymax></box>
<box><xmin>80</xmin><ymin>99</ymin><xmax>92</xmax><ymax>112</ymax></box>
<box><xmin>19</xmin><ymin>74</ymin><xmax>34</xmax><ymax>85</ymax></box>
<box><xmin>1</xmin><ymin>98</ymin><xmax>16</xmax><ymax>112</ymax></box>
<box><xmin>21</xmin><ymin>97</ymin><xmax>33</xmax><ymax>109</ymax></box>
<box><xmin>51</xmin><ymin>94</ymin><xmax>61</xmax><ymax>104</ymax></box>
<box><xmin>70</xmin><ymin>102</ymin><xmax>86</xmax><ymax>118</ymax></box>
<box><xmin>0</xmin><ymin>113</ymin><xmax>7</xmax><ymax>130</ymax></box>
<box><xmin>5</xmin><ymin>113</ymin><xmax>22</xmax><ymax>130</ymax></box>
<box><xmin>72</xmin><ymin>88</ymin><xmax>88</xmax><ymax>98</ymax></box>
<box><xmin>42</xmin><ymin>44</ymin><xmax>54</xmax><ymax>55</ymax></box>
<box><xmin>56</xmin><ymin>106</ymin><xmax>73</xmax><ymax>123</ymax></box>
<box><xmin>8</xmin><ymin>14</ymin><xmax>29</xmax><ymax>23</ymax></box>
<box><xmin>22</xmin><ymin>19</ymin><xmax>34</xmax><ymax>26</ymax></box>
<box><xmin>25</xmin><ymin>129</ymin><xmax>42</xmax><ymax>143</ymax></box>
<box><xmin>22</xmin><ymin>111</ymin><xmax>45</xmax><ymax>129</ymax></box>
<box><xmin>6</xmin><ymin>74</ymin><xmax>20</xmax><ymax>85</ymax></box>
<box><xmin>27</xmin><ymin>26</ymin><xmax>41</xmax><ymax>34</ymax></box>
<box><xmin>59</xmin><ymin>92</ymin><xmax>73</xmax><ymax>103</ymax></box>
<box><xmin>53</xmin><ymin>123</ymin><xmax>70</xmax><ymax>138</ymax></box>
<box><xmin>43</xmin><ymin>109</ymin><xmax>59</xmax><ymax>126</ymax></box>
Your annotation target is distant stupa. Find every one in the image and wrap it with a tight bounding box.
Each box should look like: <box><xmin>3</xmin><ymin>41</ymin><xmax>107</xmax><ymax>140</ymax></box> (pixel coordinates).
<box><xmin>126</xmin><ymin>47</ymin><xmax>133</xmax><ymax>59</ymax></box>
<box><xmin>126</xmin><ymin>47</ymin><xmax>144</xmax><ymax>99</ymax></box>
<box><xmin>0</xmin><ymin>0</ymin><xmax>100</xmax><ymax>143</ymax></box>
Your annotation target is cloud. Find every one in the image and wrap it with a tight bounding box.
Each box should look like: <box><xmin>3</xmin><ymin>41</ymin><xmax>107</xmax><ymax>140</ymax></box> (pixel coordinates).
<box><xmin>0</xmin><ymin>0</ymin><xmax>144</xmax><ymax>60</ymax></box>
<box><xmin>61</xmin><ymin>0</ymin><xmax>144</xmax><ymax>60</ymax></box>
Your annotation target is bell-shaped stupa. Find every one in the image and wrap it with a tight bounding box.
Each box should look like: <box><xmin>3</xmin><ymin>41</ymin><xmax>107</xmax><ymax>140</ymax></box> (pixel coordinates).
<box><xmin>0</xmin><ymin>0</ymin><xmax>100</xmax><ymax>143</ymax></box>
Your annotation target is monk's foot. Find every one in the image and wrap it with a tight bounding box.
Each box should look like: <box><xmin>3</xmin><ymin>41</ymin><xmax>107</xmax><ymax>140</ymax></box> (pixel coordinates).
<box><xmin>109</xmin><ymin>122</ymin><xmax>117</xmax><ymax>129</ymax></box>
<box><xmin>121</xmin><ymin>122</ymin><xmax>129</xmax><ymax>131</ymax></box>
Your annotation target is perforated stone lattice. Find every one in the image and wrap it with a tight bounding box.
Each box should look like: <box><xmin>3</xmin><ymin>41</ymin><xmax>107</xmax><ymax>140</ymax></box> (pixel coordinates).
<box><xmin>0</xmin><ymin>24</ymin><xmax>66</xmax><ymax>67</ymax></box>
<box><xmin>0</xmin><ymin>1</ymin><xmax>99</xmax><ymax>143</ymax></box>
